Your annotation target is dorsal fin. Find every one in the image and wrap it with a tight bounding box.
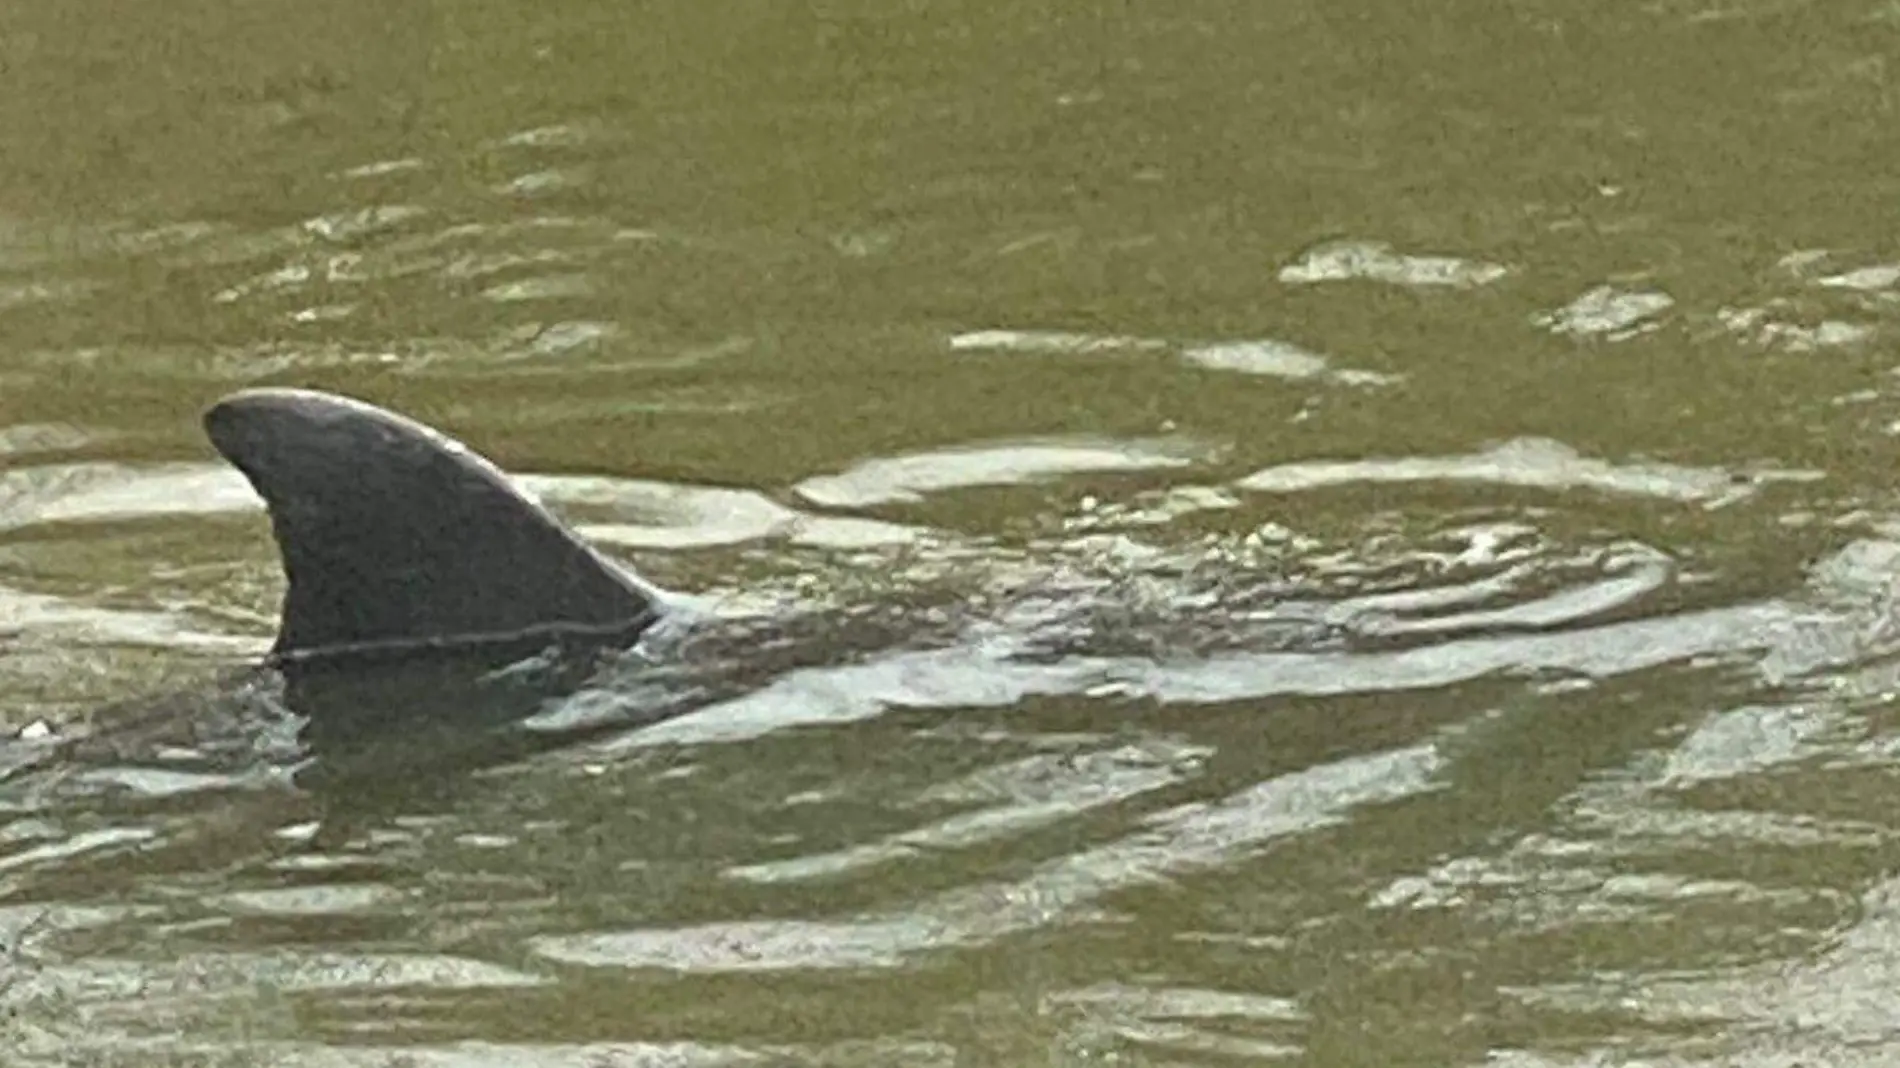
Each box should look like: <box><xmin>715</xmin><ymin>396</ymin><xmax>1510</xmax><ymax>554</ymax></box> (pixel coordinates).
<box><xmin>203</xmin><ymin>388</ymin><xmax>665</xmax><ymax>659</ymax></box>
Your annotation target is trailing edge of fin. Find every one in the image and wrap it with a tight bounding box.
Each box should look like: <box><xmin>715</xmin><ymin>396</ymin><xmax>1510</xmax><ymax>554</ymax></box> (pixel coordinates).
<box><xmin>203</xmin><ymin>388</ymin><xmax>665</xmax><ymax>658</ymax></box>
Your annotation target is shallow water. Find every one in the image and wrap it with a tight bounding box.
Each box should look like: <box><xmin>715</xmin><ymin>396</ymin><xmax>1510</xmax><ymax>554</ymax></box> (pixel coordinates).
<box><xmin>6</xmin><ymin>1</ymin><xmax>1900</xmax><ymax>1064</ymax></box>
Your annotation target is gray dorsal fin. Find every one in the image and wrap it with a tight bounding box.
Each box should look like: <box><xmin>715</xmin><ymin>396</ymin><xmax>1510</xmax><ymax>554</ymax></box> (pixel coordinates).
<box><xmin>203</xmin><ymin>387</ymin><xmax>664</xmax><ymax>658</ymax></box>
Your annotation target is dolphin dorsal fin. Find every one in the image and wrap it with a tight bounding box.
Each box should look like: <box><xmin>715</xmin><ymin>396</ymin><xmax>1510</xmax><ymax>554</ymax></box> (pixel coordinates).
<box><xmin>203</xmin><ymin>388</ymin><xmax>663</xmax><ymax>658</ymax></box>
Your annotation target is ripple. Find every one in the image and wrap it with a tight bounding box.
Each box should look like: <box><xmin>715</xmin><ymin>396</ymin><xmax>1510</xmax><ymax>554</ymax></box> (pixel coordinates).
<box><xmin>949</xmin><ymin>328</ymin><xmax>1398</xmax><ymax>384</ymax></box>
<box><xmin>1343</xmin><ymin>546</ymin><xmax>1676</xmax><ymax>638</ymax></box>
<box><xmin>521</xmin><ymin>319</ymin><xmax>618</xmax><ymax>356</ymax></box>
<box><xmin>449</xmin><ymin>249</ymin><xmax>590</xmax><ymax>283</ymax></box>
<box><xmin>1233</xmin><ymin>437</ymin><xmax>1811</xmax><ymax>506</ymax></box>
<box><xmin>531</xmin><ymin>743</ymin><xmax>1442</xmax><ymax>973</ymax></box>
<box><xmin>0</xmin><ymin>462</ymin><xmax>256</xmax><ymax>531</ymax></box>
<box><xmin>1492</xmin><ymin>875</ymin><xmax>1900</xmax><ymax>1066</ymax></box>
<box><xmin>336</xmin><ymin>157</ymin><xmax>427</xmax><ymax>180</ymax></box>
<box><xmin>603</xmin><ymin>568</ymin><xmax>1805</xmax><ymax>747</ymax></box>
<box><xmin>1179</xmin><ymin>339</ymin><xmax>1401</xmax><ymax>385</ymax></box>
<box><xmin>0</xmin><ymin>949</ymin><xmax>550</xmax><ymax>1060</ymax></box>
<box><xmin>525</xmin><ymin>475</ymin><xmax>927</xmax><ymax>550</ymax></box>
<box><xmin>1659</xmin><ymin>702</ymin><xmax>1834</xmax><ymax>786</ymax></box>
<box><xmin>1047</xmin><ymin>982</ymin><xmax>1306</xmax><ymax>1061</ymax></box>
<box><xmin>603</xmin><ymin>644</ymin><xmax>1105</xmax><ymax>748</ymax></box>
<box><xmin>244</xmin><ymin>1043</ymin><xmax>769</xmax><ymax>1068</ymax></box>
<box><xmin>0</xmin><ymin>585</ymin><xmax>264</xmax><ymax>655</ymax></box>
<box><xmin>0</xmin><ymin>422</ymin><xmax>107</xmax><ymax>457</ymax></box>
<box><xmin>1816</xmin><ymin>262</ymin><xmax>1900</xmax><ymax>292</ymax></box>
<box><xmin>0</xmin><ymin>461</ymin><xmax>922</xmax><ymax>553</ymax></box>
<box><xmin>1277</xmin><ymin>239</ymin><xmax>1511</xmax><ymax>288</ymax></box>
<box><xmin>726</xmin><ymin>738</ymin><xmax>1209</xmax><ymax>884</ymax></box>
<box><xmin>1119</xmin><ymin>601</ymin><xmax>1801</xmax><ymax>703</ymax></box>
<box><xmin>793</xmin><ymin>436</ymin><xmax>1214</xmax><ymax>509</ymax></box>
<box><xmin>948</xmin><ymin>329</ymin><xmax>1168</xmax><ymax>356</ymax></box>
<box><xmin>0</xmin><ymin>278</ymin><xmax>99</xmax><ymax>309</ymax></box>
<box><xmin>1534</xmin><ymin>285</ymin><xmax>1675</xmax><ymax>339</ymax></box>
<box><xmin>496</xmin><ymin>168</ymin><xmax>590</xmax><ymax>197</ymax></box>
<box><xmin>490</xmin><ymin>122</ymin><xmax>603</xmax><ymax>150</ymax></box>
<box><xmin>301</xmin><ymin>205</ymin><xmax>429</xmax><ymax>242</ymax></box>
<box><xmin>212</xmin><ymin>883</ymin><xmax>407</xmax><ymax>916</ymax></box>
<box><xmin>1716</xmin><ymin>304</ymin><xmax>1876</xmax><ymax>352</ymax></box>
<box><xmin>481</xmin><ymin>274</ymin><xmax>597</xmax><ymax>302</ymax></box>
<box><xmin>0</xmin><ymin>826</ymin><xmax>158</xmax><ymax>875</ymax></box>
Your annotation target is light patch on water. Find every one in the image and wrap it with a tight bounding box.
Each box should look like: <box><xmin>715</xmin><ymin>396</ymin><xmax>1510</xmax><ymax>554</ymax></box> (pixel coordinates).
<box><xmin>0</xmin><ymin>422</ymin><xmax>106</xmax><ymax>457</ymax></box>
<box><xmin>948</xmin><ymin>329</ymin><xmax>1169</xmax><ymax>355</ymax></box>
<box><xmin>1118</xmin><ymin>600</ymin><xmax>1805</xmax><ymax>703</ymax></box>
<box><xmin>0</xmin><ymin>903</ymin><xmax>152</xmax><ymax>948</ymax></box>
<box><xmin>1568</xmin><ymin>798</ymin><xmax>1885</xmax><ymax>853</ymax></box>
<box><xmin>1277</xmin><ymin>239</ymin><xmax>1512</xmax><ymax>288</ymax></box>
<box><xmin>785</xmin><ymin>515</ymin><xmax>925</xmax><ymax>548</ymax></box>
<box><xmin>1181</xmin><ymin>339</ymin><xmax>1328</xmax><ymax>377</ymax></box>
<box><xmin>1085</xmin><ymin>483</ymin><xmax>1243</xmax><ymax>526</ymax></box>
<box><xmin>0</xmin><ymin>826</ymin><xmax>159</xmax><ymax>875</ymax></box>
<box><xmin>0</xmin><ymin>951</ymin><xmax>552</xmax><ymax>1059</ymax></box>
<box><xmin>496</xmin><ymin>169</ymin><xmax>589</xmax><ymax>196</ymax></box>
<box><xmin>532</xmin><ymin>743</ymin><xmax>1442</xmax><ymax>972</ymax></box>
<box><xmin>520</xmin><ymin>319</ymin><xmax>618</xmax><ymax>357</ymax></box>
<box><xmin>1348</xmin><ymin>552</ymin><xmax>1676</xmax><ymax>638</ymax></box>
<box><xmin>336</xmin><ymin>157</ymin><xmax>427</xmax><ymax>179</ymax></box>
<box><xmin>492</xmin><ymin>123</ymin><xmax>603</xmax><ymax>149</ymax></box>
<box><xmin>1325</xmin><ymin>548</ymin><xmax>1550</xmax><ymax>622</ymax></box>
<box><xmin>1716</xmin><ymin>305</ymin><xmax>1875</xmax><ymax>352</ymax></box>
<box><xmin>1371</xmin><ymin>854</ymin><xmax>1532</xmax><ymax>911</ymax></box>
<box><xmin>1046</xmin><ymin>982</ymin><xmax>1306</xmax><ymax>1061</ymax></box>
<box><xmin>65</xmin><ymin>764</ymin><xmax>273</xmax><ymax>799</ymax></box>
<box><xmin>526</xmin><ymin>475</ymin><xmax>801</xmax><ymax>549</ymax></box>
<box><xmin>444</xmin><ymin>247</ymin><xmax>582</xmax><ymax>282</ymax></box>
<box><xmin>211</xmin><ymin>883</ymin><xmax>407</xmax><ymax>916</ymax></box>
<box><xmin>0</xmin><ymin>461</ymin><xmax>922</xmax><ymax>555</ymax></box>
<box><xmin>0</xmin><ymin>463</ymin><xmax>258</xmax><ymax>531</ymax></box>
<box><xmin>528</xmin><ymin>917</ymin><xmax>926</xmax><ymax>972</ymax></box>
<box><xmin>1659</xmin><ymin>703</ymin><xmax>1834</xmax><ymax>785</ymax></box>
<box><xmin>1816</xmin><ymin>263</ymin><xmax>1900</xmax><ymax>291</ymax></box>
<box><xmin>1496</xmin><ymin>877</ymin><xmax>1900</xmax><ymax>1066</ymax></box>
<box><xmin>1373</xmin><ymin>845</ymin><xmax>1822</xmax><ymax>918</ymax></box>
<box><xmin>523</xmin><ymin>474</ymin><xmax>928</xmax><ymax>550</ymax></box>
<box><xmin>1534</xmin><ymin>285</ymin><xmax>1675</xmax><ymax>339</ymax></box>
<box><xmin>289</xmin><ymin>303</ymin><xmax>357</xmax><ymax>323</ymax></box>
<box><xmin>949</xmin><ymin>328</ymin><xmax>1399</xmax><ymax>385</ymax></box>
<box><xmin>1233</xmin><ymin>437</ymin><xmax>1813</xmax><ymax>507</ymax></box>
<box><xmin>0</xmin><ymin>278</ymin><xmax>99</xmax><ymax>309</ymax></box>
<box><xmin>481</xmin><ymin>274</ymin><xmax>596</xmax><ymax>302</ymax></box>
<box><xmin>213</xmin><ymin>261</ymin><xmax>313</xmax><ymax>303</ymax></box>
<box><xmin>0</xmin><ymin>584</ymin><xmax>265</xmax><ymax>656</ymax></box>
<box><xmin>1180</xmin><ymin>339</ymin><xmax>1402</xmax><ymax>385</ymax></box>
<box><xmin>302</xmin><ymin>205</ymin><xmax>428</xmax><ymax>242</ymax></box>
<box><xmin>10</xmin><ymin>1039</ymin><xmax>767</xmax><ymax>1068</ymax></box>
<box><xmin>792</xmin><ymin>436</ymin><xmax>1213</xmax><ymax>509</ymax></box>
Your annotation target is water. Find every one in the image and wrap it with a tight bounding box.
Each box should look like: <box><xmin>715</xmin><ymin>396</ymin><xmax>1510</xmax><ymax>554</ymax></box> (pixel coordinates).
<box><xmin>4</xmin><ymin>0</ymin><xmax>1900</xmax><ymax>1063</ymax></box>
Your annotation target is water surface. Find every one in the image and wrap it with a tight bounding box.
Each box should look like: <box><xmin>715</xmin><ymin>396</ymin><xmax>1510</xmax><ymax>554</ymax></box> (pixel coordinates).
<box><xmin>5</xmin><ymin>1</ymin><xmax>1900</xmax><ymax>1065</ymax></box>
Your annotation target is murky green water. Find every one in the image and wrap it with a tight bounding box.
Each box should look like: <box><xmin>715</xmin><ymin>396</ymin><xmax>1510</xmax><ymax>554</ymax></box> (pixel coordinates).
<box><xmin>4</xmin><ymin>1</ymin><xmax>1900</xmax><ymax>1064</ymax></box>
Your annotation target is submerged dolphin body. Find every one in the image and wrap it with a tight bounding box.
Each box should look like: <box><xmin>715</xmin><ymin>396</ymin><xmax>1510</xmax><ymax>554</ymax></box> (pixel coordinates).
<box><xmin>202</xmin><ymin>388</ymin><xmax>671</xmax><ymax>660</ymax></box>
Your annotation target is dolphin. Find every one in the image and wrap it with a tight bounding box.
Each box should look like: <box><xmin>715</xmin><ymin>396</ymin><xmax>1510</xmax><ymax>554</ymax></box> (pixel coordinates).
<box><xmin>201</xmin><ymin>387</ymin><xmax>673</xmax><ymax>662</ymax></box>
<box><xmin>1</xmin><ymin>388</ymin><xmax>720</xmax><ymax>815</ymax></box>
